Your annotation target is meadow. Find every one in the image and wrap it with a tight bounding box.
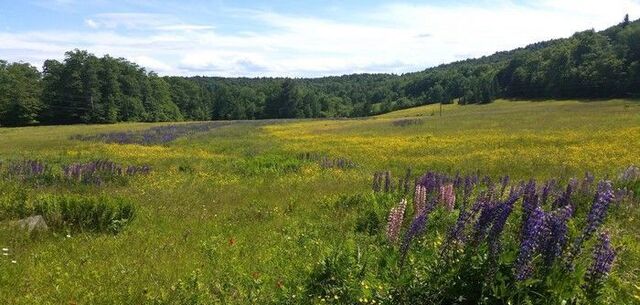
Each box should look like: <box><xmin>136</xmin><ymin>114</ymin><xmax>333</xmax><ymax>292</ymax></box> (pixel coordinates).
<box><xmin>0</xmin><ymin>99</ymin><xmax>639</xmax><ymax>304</ymax></box>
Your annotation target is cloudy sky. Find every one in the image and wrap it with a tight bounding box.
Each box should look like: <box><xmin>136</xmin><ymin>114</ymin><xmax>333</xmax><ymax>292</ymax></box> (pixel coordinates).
<box><xmin>1</xmin><ymin>0</ymin><xmax>639</xmax><ymax>77</ymax></box>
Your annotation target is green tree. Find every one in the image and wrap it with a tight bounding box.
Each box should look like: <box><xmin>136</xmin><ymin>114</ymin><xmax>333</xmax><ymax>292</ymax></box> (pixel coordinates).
<box><xmin>0</xmin><ymin>62</ymin><xmax>42</xmax><ymax>126</ymax></box>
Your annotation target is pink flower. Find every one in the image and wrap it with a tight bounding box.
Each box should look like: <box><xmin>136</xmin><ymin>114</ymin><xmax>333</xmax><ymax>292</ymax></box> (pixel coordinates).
<box><xmin>413</xmin><ymin>185</ymin><xmax>427</xmax><ymax>216</ymax></box>
<box><xmin>440</xmin><ymin>183</ymin><xmax>456</xmax><ymax>211</ymax></box>
<box><xmin>386</xmin><ymin>199</ymin><xmax>407</xmax><ymax>243</ymax></box>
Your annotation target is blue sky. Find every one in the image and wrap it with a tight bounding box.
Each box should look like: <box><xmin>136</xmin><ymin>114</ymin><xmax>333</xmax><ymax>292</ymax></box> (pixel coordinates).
<box><xmin>1</xmin><ymin>0</ymin><xmax>639</xmax><ymax>77</ymax></box>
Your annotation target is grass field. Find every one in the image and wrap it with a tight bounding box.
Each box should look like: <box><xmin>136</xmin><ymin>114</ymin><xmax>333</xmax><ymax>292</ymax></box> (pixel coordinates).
<box><xmin>1</xmin><ymin>100</ymin><xmax>639</xmax><ymax>304</ymax></box>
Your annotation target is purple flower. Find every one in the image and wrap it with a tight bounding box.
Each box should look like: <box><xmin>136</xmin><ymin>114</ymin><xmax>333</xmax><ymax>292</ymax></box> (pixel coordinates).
<box><xmin>541</xmin><ymin>204</ymin><xmax>573</xmax><ymax>266</ymax></box>
<box><xmin>581</xmin><ymin>172</ymin><xmax>595</xmax><ymax>194</ymax></box>
<box><xmin>471</xmin><ymin>200</ymin><xmax>499</xmax><ymax>246</ymax></box>
<box><xmin>583</xmin><ymin>181</ymin><xmax>614</xmax><ymax>240</ymax></box>
<box><xmin>486</xmin><ymin>192</ymin><xmax>519</xmax><ymax>272</ymax></box>
<box><xmin>384</xmin><ymin>171</ymin><xmax>393</xmax><ymax>193</ymax></box>
<box><xmin>515</xmin><ymin>206</ymin><xmax>546</xmax><ymax>281</ymax></box>
<box><xmin>584</xmin><ymin>231</ymin><xmax>616</xmax><ymax>292</ymax></box>
<box><xmin>540</xmin><ymin>179</ymin><xmax>557</xmax><ymax>206</ymax></box>
<box><xmin>400</xmin><ymin>212</ymin><xmax>427</xmax><ymax>264</ymax></box>
<box><xmin>400</xmin><ymin>198</ymin><xmax>437</xmax><ymax>264</ymax></box>
<box><xmin>461</xmin><ymin>175</ymin><xmax>476</xmax><ymax>210</ymax></box>
<box><xmin>7</xmin><ymin>160</ymin><xmax>47</xmax><ymax>179</ymax></box>
<box><xmin>499</xmin><ymin>175</ymin><xmax>510</xmax><ymax>197</ymax></box>
<box><xmin>441</xmin><ymin>194</ymin><xmax>487</xmax><ymax>256</ymax></box>
<box><xmin>618</xmin><ymin>165</ymin><xmax>639</xmax><ymax>182</ymax></box>
<box><xmin>372</xmin><ymin>172</ymin><xmax>382</xmax><ymax>192</ymax></box>
<box><xmin>552</xmin><ymin>182</ymin><xmax>574</xmax><ymax>209</ymax></box>
<box><xmin>63</xmin><ymin>160</ymin><xmax>149</xmax><ymax>185</ymax></box>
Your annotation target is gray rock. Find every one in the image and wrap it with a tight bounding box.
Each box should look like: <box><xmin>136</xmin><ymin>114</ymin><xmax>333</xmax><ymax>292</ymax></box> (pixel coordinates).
<box><xmin>16</xmin><ymin>215</ymin><xmax>49</xmax><ymax>233</ymax></box>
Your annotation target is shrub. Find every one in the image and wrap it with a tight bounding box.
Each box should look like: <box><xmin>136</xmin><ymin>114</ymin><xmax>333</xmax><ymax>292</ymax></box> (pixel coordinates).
<box><xmin>1</xmin><ymin>192</ymin><xmax>135</xmax><ymax>234</ymax></box>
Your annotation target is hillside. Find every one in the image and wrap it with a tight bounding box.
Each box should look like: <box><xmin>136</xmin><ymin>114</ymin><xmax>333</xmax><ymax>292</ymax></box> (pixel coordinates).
<box><xmin>1</xmin><ymin>18</ymin><xmax>639</xmax><ymax>126</ymax></box>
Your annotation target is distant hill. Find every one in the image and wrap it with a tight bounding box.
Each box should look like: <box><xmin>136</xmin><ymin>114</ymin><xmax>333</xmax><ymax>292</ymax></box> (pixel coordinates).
<box><xmin>1</xmin><ymin>17</ymin><xmax>639</xmax><ymax>126</ymax></box>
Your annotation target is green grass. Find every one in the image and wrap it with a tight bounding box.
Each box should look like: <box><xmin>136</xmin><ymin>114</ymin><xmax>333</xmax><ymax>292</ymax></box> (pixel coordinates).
<box><xmin>0</xmin><ymin>99</ymin><xmax>639</xmax><ymax>304</ymax></box>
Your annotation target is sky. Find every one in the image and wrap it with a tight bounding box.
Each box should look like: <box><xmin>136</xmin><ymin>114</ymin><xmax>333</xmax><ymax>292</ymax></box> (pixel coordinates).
<box><xmin>1</xmin><ymin>0</ymin><xmax>640</xmax><ymax>77</ymax></box>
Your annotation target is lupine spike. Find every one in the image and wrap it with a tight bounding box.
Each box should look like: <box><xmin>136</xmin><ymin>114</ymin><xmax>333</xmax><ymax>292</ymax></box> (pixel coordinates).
<box><xmin>439</xmin><ymin>183</ymin><xmax>456</xmax><ymax>212</ymax></box>
<box><xmin>586</xmin><ymin>231</ymin><xmax>616</xmax><ymax>283</ymax></box>
<box><xmin>386</xmin><ymin>199</ymin><xmax>407</xmax><ymax>243</ymax></box>
<box><xmin>515</xmin><ymin>206</ymin><xmax>546</xmax><ymax>281</ymax></box>
<box><xmin>582</xmin><ymin>181</ymin><xmax>615</xmax><ymax>240</ymax></box>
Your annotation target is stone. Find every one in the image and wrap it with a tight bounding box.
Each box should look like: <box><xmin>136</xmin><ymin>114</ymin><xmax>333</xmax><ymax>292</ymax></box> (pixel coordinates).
<box><xmin>16</xmin><ymin>215</ymin><xmax>49</xmax><ymax>233</ymax></box>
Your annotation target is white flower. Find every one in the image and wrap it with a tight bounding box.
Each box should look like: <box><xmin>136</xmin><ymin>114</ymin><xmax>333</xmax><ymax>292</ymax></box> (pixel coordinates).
<box><xmin>11</xmin><ymin>260</ymin><xmax>16</xmax><ymax>264</ymax></box>
<box><xmin>66</xmin><ymin>234</ymin><xmax>71</xmax><ymax>238</ymax></box>
<box><xmin>2</xmin><ymin>253</ymin><xmax>8</xmax><ymax>256</ymax></box>
<box><xmin>1</xmin><ymin>248</ymin><xmax>8</xmax><ymax>252</ymax></box>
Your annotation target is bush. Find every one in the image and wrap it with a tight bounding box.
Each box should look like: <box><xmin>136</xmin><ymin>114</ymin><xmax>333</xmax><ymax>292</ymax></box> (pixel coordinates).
<box><xmin>32</xmin><ymin>194</ymin><xmax>135</xmax><ymax>233</ymax></box>
<box><xmin>1</xmin><ymin>192</ymin><xmax>135</xmax><ymax>234</ymax></box>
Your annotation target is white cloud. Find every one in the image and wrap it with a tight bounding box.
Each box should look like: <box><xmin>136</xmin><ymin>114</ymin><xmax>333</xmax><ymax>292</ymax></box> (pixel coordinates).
<box><xmin>133</xmin><ymin>55</ymin><xmax>172</xmax><ymax>72</ymax></box>
<box><xmin>2</xmin><ymin>1</ymin><xmax>640</xmax><ymax>77</ymax></box>
<box><xmin>84</xmin><ymin>19</ymin><xmax>99</xmax><ymax>29</ymax></box>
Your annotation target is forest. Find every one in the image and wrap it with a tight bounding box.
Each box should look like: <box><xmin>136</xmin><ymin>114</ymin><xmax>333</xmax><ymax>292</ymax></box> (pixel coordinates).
<box><xmin>0</xmin><ymin>16</ymin><xmax>638</xmax><ymax>126</ymax></box>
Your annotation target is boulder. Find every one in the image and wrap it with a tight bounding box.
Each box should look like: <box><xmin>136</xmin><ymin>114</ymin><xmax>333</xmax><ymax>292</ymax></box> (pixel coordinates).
<box><xmin>16</xmin><ymin>215</ymin><xmax>49</xmax><ymax>233</ymax></box>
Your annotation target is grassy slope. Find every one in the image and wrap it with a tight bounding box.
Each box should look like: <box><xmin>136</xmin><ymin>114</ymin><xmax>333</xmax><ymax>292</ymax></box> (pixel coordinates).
<box><xmin>0</xmin><ymin>99</ymin><xmax>639</xmax><ymax>304</ymax></box>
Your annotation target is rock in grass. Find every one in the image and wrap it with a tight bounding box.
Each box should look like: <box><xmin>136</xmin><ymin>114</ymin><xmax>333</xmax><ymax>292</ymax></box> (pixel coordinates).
<box><xmin>16</xmin><ymin>215</ymin><xmax>49</xmax><ymax>233</ymax></box>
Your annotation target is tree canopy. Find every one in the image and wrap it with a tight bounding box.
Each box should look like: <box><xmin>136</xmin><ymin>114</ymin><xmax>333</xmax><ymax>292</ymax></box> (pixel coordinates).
<box><xmin>1</xmin><ymin>17</ymin><xmax>639</xmax><ymax>127</ymax></box>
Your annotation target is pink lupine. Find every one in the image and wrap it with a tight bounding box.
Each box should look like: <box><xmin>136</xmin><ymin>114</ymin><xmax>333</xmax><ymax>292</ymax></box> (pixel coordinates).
<box><xmin>386</xmin><ymin>199</ymin><xmax>407</xmax><ymax>243</ymax></box>
<box><xmin>413</xmin><ymin>185</ymin><xmax>427</xmax><ymax>217</ymax></box>
<box><xmin>440</xmin><ymin>183</ymin><xmax>456</xmax><ymax>211</ymax></box>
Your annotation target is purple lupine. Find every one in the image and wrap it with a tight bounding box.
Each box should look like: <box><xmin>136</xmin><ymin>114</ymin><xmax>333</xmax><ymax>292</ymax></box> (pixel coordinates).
<box><xmin>552</xmin><ymin>182</ymin><xmax>574</xmax><ymax>209</ymax></box>
<box><xmin>461</xmin><ymin>175</ymin><xmax>476</xmax><ymax>211</ymax></box>
<box><xmin>384</xmin><ymin>171</ymin><xmax>392</xmax><ymax>193</ymax></box>
<box><xmin>582</xmin><ymin>181</ymin><xmax>615</xmax><ymax>240</ymax></box>
<box><xmin>400</xmin><ymin>212</ymin><xmax>427</xmax><ymax>264</ymax></box>
<box><xmin>540</xmin><ymin>179</ymin><xmax>556</xmax><ymax>206</ymax></box>
<box><xmin>585</xmin><ymin>231</ymin><xmax>616</xmax><ymax>290</ymax></box>
<box><xmin>446</xmin><ymin>193</ymin><xmax>488</xmax><ymax>247</ymax></box>
<box><xmin>486</xmin><ymin>191</ymin><xmax>519</xmax><ymax>272</ymax></box>
<box><xmin>372</xmin><ymin>172</ymin><xmax>382</xmax><ymax>192</ymax></box>
<box><xmin>386</xmin><ymin>199</ymin><xmax>407</xmax><ymax>243</ymax></box>
<box><xmin>7</xmin><ymin>160</ymin><xmax>47</xmax><ymax>179</ymax></box>
<box><xmin>402</xmin><ymin>168</ymin><xmax>412</xmax><ymax>194</ymax></box>
<box><xmin>618</xmin><ymin>165</ymin><xmax>639</xmax><ymax>182</ymax></box>
<box><xmin>72</xmin><ymin>122</ymin><xmax>232</xmax><ymax>145</ymax></box>
<box><xmin>400</xmin><ymin>198</ymin><xmax>437</xmax><ymax>264</ymax></box>
<box><xmin>63</xmin><ymin>160</ymin><xmax>149</xmax><ymax>185</ymax></box>
<box><xmin>541</xmin><ymin>204</ymin><xmax>574</xmax><ymax>266</ymax></box>
<box><xmin>612</xmin><ymin>188</ymin><xmax>629</xmax><ymax>204</ymax></box>
<box><xmin>441</xmin><ymin>194</ymin><xmax>486</xmax><ymax>258</ymax></box>
<box><xmin>471</xmin><ymin>197</ymin><xmax>500</xmax><ymax>246</ymax></box>
<box><xmin>481</xmin><ymin>175</ymin><xmax>492</xmax><ymax>187</ymax></box>
<box><xmin>417</xmin><ymin>171</ymin><xmax>449</xmax><ymax>195</ymax></box>
<box><xmin>580</xmin><ymin>172</ymin><xmax>595</xmax><ymax>194</ymax></box>
<box><xmin>565</xmin><ymin>181</ymin><xmax>615</xmax><ymax>271</ymax></box>
<box><xmin>453</xmin><ymin>172</ymin><xmax>463</xmax><ymax>189</ymax></box>
<box><xmin>521</xmin><ymin>180</ymin><xmax>539</xmax><ymax>232</ymax></box>
<box><xmin>499</xmin><ymin>175</ymin><xmax>510</xmax><ymax>197</ymax></box>
<box><xmin>515</xmin><ymin>206</ymin><xmax>546</xmax><ymax>280</ymax></box>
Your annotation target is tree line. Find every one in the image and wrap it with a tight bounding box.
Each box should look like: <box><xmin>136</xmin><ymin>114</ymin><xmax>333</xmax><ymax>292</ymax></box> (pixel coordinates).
<box><xmin>1</xmin><ymin>16</ymin><xmax>638</xmax><ymax>127</ymax></box>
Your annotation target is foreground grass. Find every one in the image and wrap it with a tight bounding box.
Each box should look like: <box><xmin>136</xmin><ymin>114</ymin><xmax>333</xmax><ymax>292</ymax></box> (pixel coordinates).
<box><xmin>0</xmin><ymin>99</ymin><xmax>639</xmax><ymax>304</ymax></box>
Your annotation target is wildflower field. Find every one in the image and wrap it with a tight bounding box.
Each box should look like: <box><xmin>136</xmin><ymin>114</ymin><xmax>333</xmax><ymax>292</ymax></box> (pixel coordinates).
<box><xmin>0</xmin><ymin>99</ymin><xmax>639</xmax><ymax>304</ymax></box>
